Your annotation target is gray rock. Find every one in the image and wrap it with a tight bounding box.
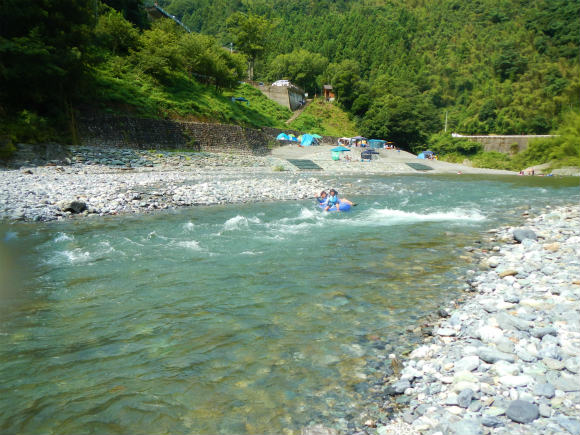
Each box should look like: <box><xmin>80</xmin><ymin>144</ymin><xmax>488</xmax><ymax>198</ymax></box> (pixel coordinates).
<box><xmin>481</xmin><ymin>415</ymin><xmax>504</xmax><ymax>428</ymax></box>
<box><xmin>531</xmin><ymin>326</ymin><xmax>558</xmax><ymax>338</ymax></box>
<box><xmin>554</xmin><ymin>372</ymin><xmax>580</xmax><ymax>392</ymax></box>
<box><xmin>513</xmin><ymin>229</ymin><xmax>537</xmax><ymax>243</ymax></box>
<box><xmin>565</xmin><ymin>356</ymin><xmax>580</xmax><ymax>374</ymax></box>
<box><xmin>534</xmin><ymin>383</ymin><xmax>556</xmax><ymax>398</ymax></box>
<box><xmin>506</xmin><ymin>400</ymin><xmax>539</xmax><ymax>424</ymax></box>
<box><xmin>457</xmin><ymin>388</ymin><xmax>474</xmax><ymax>408</ymax></box>
<box><xmin>504</xmin><ymin>294</ymin><xmax>520</xmax><ymax>304</ymax></box>
<box><xmin>60</xmin><ymin>200</ymin><xmax>88</xmax><ymax>214</ymax></box>
<box><xmin>554</xmin><ymin>417</ymin><xmax>580</xmax><ymax>435</ymax></box>
<box><xmin>517</xmin><ymin>348</ymin><xmax>537</xmax><ymax>362</ymax></box>
<box><xmin>469</xmin><ymin>399</ymin><xmax>482</xmax><ymax>413</ymax></box>
<box><xmin>391</xmin><ymin>379</ymin><xmax>410</xmax><ymax>394</ymax></box>
<box><xmin>451</xmin><ymin>418</ymin><xmax>483</xmax><ymax>435</ymax></box>
<box><xmin>455</xmin><ymin>355</ymin><xmax>480</xmax><ymax>372</ymax></box>
<box><xmin>477</xmin><ymin>347</ymin><xmax>515</xmax><ymax>364</ymax></box>
<box><xmin>436</xmin><ymin>327</ymin><xmax>456</xmax><ymax>336</ymax></box>
<box><xmin>495</xmin><ymin>312</ymin><xmax>531</xmax><ymax>331</ymax></box>
<box><xmin>539</xmin><ymin>403</ymin><xmax>552</xmax><ymax>418</ymax></box>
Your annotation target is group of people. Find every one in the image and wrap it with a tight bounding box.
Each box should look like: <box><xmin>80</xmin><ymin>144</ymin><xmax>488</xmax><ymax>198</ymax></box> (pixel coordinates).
<box><xmin>315</xmin><ymin>189</ymin><xmax>355</xmax><ymax>211</ymax></box>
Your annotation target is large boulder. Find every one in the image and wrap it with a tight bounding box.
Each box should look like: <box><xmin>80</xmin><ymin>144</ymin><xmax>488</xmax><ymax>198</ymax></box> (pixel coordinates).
<box><xmin>59</xmin><ymin>200</ymin><xmax>88</xmax><ymax>214</ymax></box>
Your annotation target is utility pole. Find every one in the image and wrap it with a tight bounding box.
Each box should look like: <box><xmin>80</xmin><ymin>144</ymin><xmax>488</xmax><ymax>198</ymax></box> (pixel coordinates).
<box><xmin>444</xmin><ymin>110</ymin><xmax>448</xmax><ymax>133</ymax></box>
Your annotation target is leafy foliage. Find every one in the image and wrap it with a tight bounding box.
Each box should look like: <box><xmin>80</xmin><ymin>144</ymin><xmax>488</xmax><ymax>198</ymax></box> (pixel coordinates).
<box><xmin>289</xmin><ymin>98</ymin><xmax>357</xmax><ymax>137</ymax></box>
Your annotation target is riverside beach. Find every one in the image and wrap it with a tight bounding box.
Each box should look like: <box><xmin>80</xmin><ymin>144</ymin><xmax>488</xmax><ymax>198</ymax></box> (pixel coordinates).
<box><xmin>1</xmin><ymin>144</ymin><xmax>517</xmax><ymax>222</ymax></box>
<box><xmin>375</xmin><ymin>204</ymin><xmax>580</xmax><ymax>435</ymax></box>
<box><xmin>1</xmin><ymin>145</ymin><xmax>579</xmax><ymax>435</ymax></box>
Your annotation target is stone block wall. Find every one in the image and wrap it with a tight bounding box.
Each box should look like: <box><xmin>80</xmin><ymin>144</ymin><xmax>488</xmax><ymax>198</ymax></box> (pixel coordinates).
<box><xmin>78</xmin><ymin>115</ymin><xmax>341</xmax><ymax>155</ymax></box>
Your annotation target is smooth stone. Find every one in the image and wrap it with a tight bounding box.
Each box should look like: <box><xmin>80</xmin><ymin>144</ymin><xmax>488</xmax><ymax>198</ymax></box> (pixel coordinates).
<box><xmin>391</xmin><ymin>379</ymin><xmax>411</xmax><ymax>394</ymax></box>
<box><xmin>477</xmin><ymin>347</ymin><xmax>515</xmax><ymax>363</ymax></box>
<box><xmin>538</xmin><ymin>403</ymin><xmax>552</xmax><ymax>418</ymax></box>
<box><xmin>445</xmin><ymin>392</ymin><xmax>459</xmax><ymax>406</ymax></box>
<box><xmin>513</xmin><ymin>229</ymin><xmax>537</xmax><ymax>243</ymax></box>
<box><xmin>554</xmin><ymin>373</ymin><xmax>580</xmax><ymax>392</ymax></box>
<box><xmin>504</xmin><ymin>294</ymin><xmax>520</xmax><ymax>304</ymax></box>
<box><xmin>468</xmin><ymin>399</ymin><xmax>482</xmax><ymax>412</ymax></box>
<box><xmin>534</xmin><ymin>383</ymin><xmax>556</xmax><ymax>398</ymax></box>
<box><xmin>554</xmin><ymin>417</ymin><xmax>580</xmax><ymax>435</ymax></box>
<box><xmin>506</xmin><ymin>400</ymin><xmax>540</xmax><ymax>424</ymax></box>
<box><xmin>454</xmin><ymin>356</ymin><xmax>480</xmax><ymax>372</ymax></box>
<box><xmin>499</xmin><ymin>375</ymin><xmax>533</xmax><ymax>388</ymax></box>
<box><xmin>481</xmin><ymin>415</ymin><xmax>504</xmax><ymax>428</ymax></box>
<box><xmin>495</xmin><ymin>312</ymin><xmax>531</xmax><ymax>331</ymax></box>
<box><xmin>531</xmin><ymin>326</ymin><xmax>558</xmax><ymax>338</ymax></box>
<box><xmin>437</xmin><ymin>328</ymin><xmax>456</xmax><ymax>337</ymax></box>
<box><xmin>491</xmin><ymin>361</ymin><xmax>520</xmax><ymax>377</ymax></box>
<box><xmin>452</xmin><ymin>381</ymin><xmax>480</xmax><ymax>393</ymax></box>
<box><xmin>450</xmin><ymin>418</ymin><xmax>483</xmax><ymax>435</ymax></box>
<box><xmin>499</xmin><ymin>269</ymin><xmax>518</xmax><ymax>278</ymax></box>
<box><xmin>517</xmin><ymin>348</ymin><xmax>537</xmax><ymax>362</ymax></box>
<box><xmin>565</xmin><ymin>356</ymin><xmax>580</xmax><ymax>374</ymax></box>
<box><xmin>478</xmin><ymin>326</ymin><xmax>504</xmax><ymax>343</ymax></box>
<box><xmin>457</xmin><ymin>388</ymin><xmax>474</xmax><ymax>408</ymax></box>
<box><xmin>543</xmin><ymin>358</ymin><xmax>565</xmax><ymax>371</ymax></box>
<box><xmin>484</xmin><ymin>406</ymin><xmax>506</xmax><ymax>417</ymax></box>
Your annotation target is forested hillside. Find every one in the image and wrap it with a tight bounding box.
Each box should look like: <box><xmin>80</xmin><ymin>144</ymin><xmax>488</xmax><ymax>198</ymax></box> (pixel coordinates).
<box><xmin>1</xmin><ymin>0</ymin><xmax>578</xmax><ymax>169</ymax></box>
<box><xmin>162</xmin><ymin>0</ymin><xmax>579</xmax><ymax>147</ymax></box>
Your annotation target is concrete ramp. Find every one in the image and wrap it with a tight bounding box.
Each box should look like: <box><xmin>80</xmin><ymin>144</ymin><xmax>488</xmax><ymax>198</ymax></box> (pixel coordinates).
<box><xmin>287</xmin><ymin>159</ymin><xmax>323</xmax><ymax>170</ymax></box>
<box><xmin>406</xmin><ymin>162</ymin><xmax>433</xmax><ymax>171</ymax></box>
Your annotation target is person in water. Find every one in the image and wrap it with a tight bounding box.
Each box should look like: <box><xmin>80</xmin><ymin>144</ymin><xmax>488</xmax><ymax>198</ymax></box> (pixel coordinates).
<box><xmin>316</xmin><ymin>190</ymin><xmax>329</xmax><ymax>206</ymax></box>
<box><xmin>324</xmin><ymin>189</ymin><xmax>354</xmax><ymax>211</ymax></box>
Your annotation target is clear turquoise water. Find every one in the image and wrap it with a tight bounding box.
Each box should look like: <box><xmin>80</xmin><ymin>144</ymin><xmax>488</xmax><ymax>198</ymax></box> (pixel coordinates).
<box><xmin>0</xmin><ymin>175</ymin><xmax>578</xmax><ymax>434</ymax></box>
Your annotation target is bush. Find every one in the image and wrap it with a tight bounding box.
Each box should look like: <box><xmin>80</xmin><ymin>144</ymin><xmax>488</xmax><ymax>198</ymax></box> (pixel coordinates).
<box><xmin>427</xmin><ymin>133</ymin><xmax>482</xmax><ymax>155</ymax></box>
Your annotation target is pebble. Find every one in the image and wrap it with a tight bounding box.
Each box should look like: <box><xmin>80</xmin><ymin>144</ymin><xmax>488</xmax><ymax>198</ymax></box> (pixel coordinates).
<box><xmin>379</xmin><ymin>205</ymin><xmax>580</xmax><ymax>435</ymax></box>
<box><xmin>0</xmin><ymin>147</ymin><xmax>328</xmax><ymax>222</ymax></box>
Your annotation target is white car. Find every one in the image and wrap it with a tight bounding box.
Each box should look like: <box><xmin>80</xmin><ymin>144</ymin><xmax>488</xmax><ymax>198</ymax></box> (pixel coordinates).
<box><xmin>272</xmin><ymin>80</ymin><xmax>291</xmax><ymax>86</ymax></box>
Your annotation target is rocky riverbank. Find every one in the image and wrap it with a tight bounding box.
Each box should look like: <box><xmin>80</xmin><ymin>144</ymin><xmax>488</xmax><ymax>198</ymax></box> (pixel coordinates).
<box><xmin>369</xmin><ymin>205</ymin><xmax>580</xmax><ymax>435</ymax></box>
<box><xmin>0</xmin><ymin>146</ymin><xmax>326</xmax><ymax>222</ymax></box>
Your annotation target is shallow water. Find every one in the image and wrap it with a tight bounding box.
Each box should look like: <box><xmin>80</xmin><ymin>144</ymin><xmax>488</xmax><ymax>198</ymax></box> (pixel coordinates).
<box><xmin>0</xmin><ymin>174</ymin><xmax>578</xmax><ymax>434</ymax></box>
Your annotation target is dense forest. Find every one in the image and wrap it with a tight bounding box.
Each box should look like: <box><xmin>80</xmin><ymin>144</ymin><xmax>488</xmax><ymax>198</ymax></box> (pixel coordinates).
<box><xmin>1</xmin><ymin>0</ymin><xmax>579</xmax><ymax>167</ymax></box>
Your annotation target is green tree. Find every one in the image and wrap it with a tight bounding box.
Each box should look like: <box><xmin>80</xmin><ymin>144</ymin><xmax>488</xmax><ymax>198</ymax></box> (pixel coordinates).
<box><xmin>268</xmin><ymin>49</ymin><xmax>328</xmax><ymax>94</ymax></box>
<box><xmin>132</xmin><ymin>21</ymin><xmax>183</xmax><ymax>80</ymax></box>
<box><xmin>0</xmin><ymin>0</ymin><xmax>94</xmax><ymax>115</ymax></box>
<box><xmin>95</xmin><ymin>6</ymin><xmax>140</xmax><ymax>55</ymax></box>
<box><xmin>226</xmin><ymin>12</ymin><xmax>275</xmax><ymax>80</ymax></box>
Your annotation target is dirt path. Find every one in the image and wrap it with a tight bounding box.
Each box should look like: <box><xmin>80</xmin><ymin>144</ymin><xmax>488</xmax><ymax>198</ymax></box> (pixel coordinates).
<box><xmin>285</xmin><ymin>100</ymin><xmax>312</xmax><ymax>125</ymax></box>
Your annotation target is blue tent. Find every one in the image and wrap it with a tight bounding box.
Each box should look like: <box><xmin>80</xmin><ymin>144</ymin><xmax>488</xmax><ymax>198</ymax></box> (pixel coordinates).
<box><xmin>301</xmin><ymin>134</ymin><xmax>317</xmax><ymax>146</ymax></box>
<box><xmin>368</xmin><ymin>139</ymin><xmax>386</xmax><ymax>149</ymax></box>
<box><xmin>418</xmin><ymin>150</ymin><xmax>434</xmax><ymax>159</ymax></box>
<box><xmin>276</xmin><ymin>133</ymin><xmax>289</xmax><ymax>140</ymax></box>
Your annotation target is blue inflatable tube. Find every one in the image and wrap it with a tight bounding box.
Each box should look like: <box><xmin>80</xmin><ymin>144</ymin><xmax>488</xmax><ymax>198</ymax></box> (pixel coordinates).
<box><xmin>318</xmin><ymin>202</ymin><xmax>351</xmax><ymax>212</ymax></box>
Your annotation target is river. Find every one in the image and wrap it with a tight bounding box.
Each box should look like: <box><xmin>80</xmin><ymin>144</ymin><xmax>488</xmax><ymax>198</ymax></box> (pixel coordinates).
<box><xmin>0</xmin><ymin>174</ymin><xmax>578</xmax><ymax>434</ymax></box>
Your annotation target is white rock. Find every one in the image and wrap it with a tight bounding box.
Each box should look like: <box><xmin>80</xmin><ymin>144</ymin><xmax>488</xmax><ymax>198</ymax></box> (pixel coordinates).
<box><xmin>498</xmin><ymin>375</ymin><xmax>533</xmax><ymax>387</ymax></box>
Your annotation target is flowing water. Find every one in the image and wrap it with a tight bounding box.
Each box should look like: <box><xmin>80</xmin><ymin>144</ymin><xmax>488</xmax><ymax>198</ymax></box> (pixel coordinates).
<box><xmin>0</xmin><ymin>174</ymin><xmax>578</xmax><ymax>434</ymax></box>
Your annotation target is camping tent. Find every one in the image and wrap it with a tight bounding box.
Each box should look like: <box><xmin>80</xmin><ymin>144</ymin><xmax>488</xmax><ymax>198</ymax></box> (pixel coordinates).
<box><xmin>301</xmin><ymin>134</ymin><xmax>317</xmax><ymax>146</ymax></box>
<box><xmin>276</xmin><ymin>133</ymin><xmax>289</xmax><ymax>140</ymax></box>
<box><xmin>417</xmin><ymin>150</ymin><xmax>435</xmax><ymax>159</ymax></box>
<box><xmin>368</xmin><ymin>139</ymin><xmax>386</xmax><ymax>149</ymax></box>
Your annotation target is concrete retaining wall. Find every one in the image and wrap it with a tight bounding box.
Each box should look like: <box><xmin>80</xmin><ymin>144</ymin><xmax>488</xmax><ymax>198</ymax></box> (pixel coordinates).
<box><xmin>453</xmin><ymin>134</ymin><xmax>557</xmax><ymax>153</ymax></box>
<box><xmin>254</xmin><ymin>85</ymin><xmax>306</xmax><ymax>111</ymax></box>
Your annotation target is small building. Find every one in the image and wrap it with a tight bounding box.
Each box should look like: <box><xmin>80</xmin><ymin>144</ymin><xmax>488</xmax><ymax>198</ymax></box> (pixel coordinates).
<box><xmin>323</xmin><ymin>85</ymin><xmax>335</xmax><ymax>102</ymax></box>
